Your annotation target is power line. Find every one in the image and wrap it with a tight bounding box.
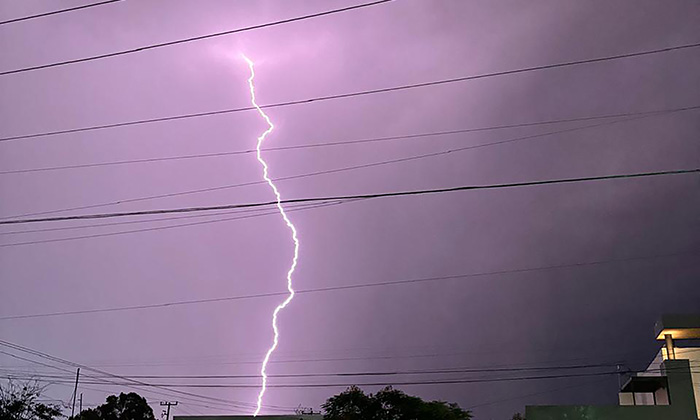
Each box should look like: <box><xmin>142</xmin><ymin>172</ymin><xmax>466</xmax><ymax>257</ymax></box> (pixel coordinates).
<box><xmin>2</xmin><ymin>41</ymin><xmax>698</xmax><ymax>141</ymax></box>
<box><xmin>0</xmin><ymin>350</ymin><xmax>160</xmax><ymax>394</ymax></box>
<box><xmin>0</xmin><ymin>363</ymin><xmax>630</xmax><ymax>380</ymax></box>
<box><xmin>3</xmin><ymin>344</ymin><xmax>673</xmax><ymax>383</ymax></box>
<box><xmin>0</xmin><ymin>200</ymin><xmax>352</xmax><ymax>248</ymax></box>
<box><xmin>30</xmin><ymin>365</ymin><xmax>700</xmax><ymax>389</ymax></box>
<box><xmin>0</xmin><ymin>0</ymin><xmax>392</xmax><ymax>76</ymax></box>
<box><xmin>0</xmin><ymin>345</ymin><xmax>646</xmax><ymax>371</ymax></box>
<box><xmin>22</xmin><ymin>371</ymin><xmax>628</xmax><ymax>389</ymax></box>
<box><xmin>0</xmin><ymin>350</ymin><xmax>299</xmax><ymax>414</ymax></box>
<box><xmin>0</xmin><ymin>350</ymin><xmax>76</xmax><ymax>375</ymax></box>
<box><xmin>0</xmin><ymin>249</ymin><xmax>694</xmax><ymax>321</ymax></box>
<box><xmin>49</xmin><ymin>382</ymin><xmax>295</xmax><ymax>413</ymax></box>
<box><xmin>4</xmin><ymin>361</ymin><xmax>638</xmax><ymax>413</ymax></box>
<box><xmin>1</xmin><ymin>167</ymin><xmax>697</xmax><ymax>226</ymax></box>
<box><xmin>0</xmin><ymin>350</ymin><xmax>636</xmax><ymax>388</ymax></box>
<box><xmin>6</xmin><ymin>106</ymin><xmax>697</xmax><ymax>223</ymax></box>
<box><xmin>0</xmin><ymin>348</ymin><xmax>227</xmax><ymax>408</ymax></box>
<box><xmin>53</xmin><ymin>380</ymin><xmax>266</xmax><ymax>414</ymax></box>
<box><xmin>0</xmin><ymin>201</ymin><xmax>344</xmax><ymax>237</ymax></box>
<box><xmin>0</xmin><ymin>342</ymin><xmax>293</xmax><ymax>411</ymax></box>
<box><xmin>39</xmin><ymin>382</ymin><xmax>193</xmax><ymax>412</ymax></box>
<box><xmin>3</xmin><ymin>111</ymin><xmax>664</xmax><ymax>220</ymax></box>
<box><xmin>0</xmin><ymin>349</ymin><xmax>644</xmax><ymax>373</ymax></box>
<box><xmin>2</xmin><ymin>105</ymin><xmax>695</xmax><ymax>175</ymax></box>
<box><xmin>0</xmin><ymin>167</ymin><xmax>696</xmax><ymax>247</ymax></box>
<box><xmin>0</xmin><ymin>1</ymin><xmax>122</xmax><ymax>26</ymax></box>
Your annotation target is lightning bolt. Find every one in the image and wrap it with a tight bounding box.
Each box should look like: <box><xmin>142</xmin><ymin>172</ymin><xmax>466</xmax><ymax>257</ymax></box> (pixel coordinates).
<box><xmin>242</xmin><ymin>55</ymin><xmax>300</xmax><ymax>417</ymax></box>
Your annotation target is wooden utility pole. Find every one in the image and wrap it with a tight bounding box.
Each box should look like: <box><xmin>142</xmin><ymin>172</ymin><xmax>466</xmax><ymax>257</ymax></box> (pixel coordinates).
<box><xmin>71</xmin><ymin>368</ymin><xmax>80</xmax><ymax>418</ymax></box>
<box><xmin>160</xmin><ymin>401</ymin><xmax>178</xmax><ymax>420</ymax></box>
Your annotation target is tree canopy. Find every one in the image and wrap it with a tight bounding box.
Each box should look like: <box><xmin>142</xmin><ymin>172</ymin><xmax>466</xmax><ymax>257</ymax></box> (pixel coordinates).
<box><xmin>71</xmin><ymin>392</ymin><xmax>155</xmax><ymax>420</ymax></box>
<box><xmin>0</xmin><ymin>380</ymin><xmax>63</xmax><ymax>420</ymax></box>
<box><xmin>322</xmin><ymin>386</ymin><xmax>472</xmax><ymax>420</ymax></box>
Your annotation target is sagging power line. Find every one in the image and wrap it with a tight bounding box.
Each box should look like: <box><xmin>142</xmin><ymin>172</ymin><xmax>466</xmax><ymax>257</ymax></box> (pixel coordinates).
<box><xmin>0</xmin><ymin>1</ymin><xmax>122</xmax><ymax>26</ymax></box>
<box><xmin>0</xmin><ymin>341</ymin><xmax>636</xmax><ymax>390</ymax></box>
<box><xmin>0</xmin><ymin>249</ymin><xmax>694</xmax><ymax>320</ymax></box>
<box><xmin>2</xmin><ymin>41</ymin><xmax>698</xmax><ymax>141</ymax></box>
<box><xmin>4</xmin><ymin>110</ymin><xmax>672</xmax><ymax>220</ymax></box>
<box><xmin>0</xmin><ymin>1</ymin><xmax>392</xmax><ymax>76</ymax></box>
<box><xmin>3</xmin><ymin>105</ymin><xmax>696</xmax><ymax>176</ymax></box>
<box><xmin>0</xmin><ymin>168</ymin><xmax>697</xmax><ymax>226</ymax></box>
<box><xmin>0</xmin><ymin>341</ymin><xmax>292</xmax><ymax>412</ymax></box>
<box><xmin>0</xmin><ymin>363</ymin><xmax>647</xmax><ymax>380</ymax></box>
<box><xmin>0</xmin><ymin>200</ymin><xmax>352</xmax><ymax>248</ymax></box>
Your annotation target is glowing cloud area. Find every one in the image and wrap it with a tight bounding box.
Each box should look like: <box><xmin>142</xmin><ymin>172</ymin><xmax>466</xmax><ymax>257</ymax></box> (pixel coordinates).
<box><xmin>242</xmin><ymin>55</ymin><xmax>300</xmax><ymax>417</ymax></box>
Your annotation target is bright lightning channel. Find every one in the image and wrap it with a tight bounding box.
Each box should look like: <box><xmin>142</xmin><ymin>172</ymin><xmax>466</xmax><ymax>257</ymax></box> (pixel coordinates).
<box><xmin>242</xmin><ymin>55</ymin><xmax>300</xmax><ymax>417</ymax></box>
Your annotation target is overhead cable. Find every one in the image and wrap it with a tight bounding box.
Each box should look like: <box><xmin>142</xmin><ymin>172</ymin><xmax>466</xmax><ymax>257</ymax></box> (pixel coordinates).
<box><xmin>0</xmin><ymin>1</ymin><xmax>122</xmax><ymax>26</ymax></box>
<box><xmin>2</xmin><ymin>41</ymin><xmax>698</xmax><ymax>141</ymax></box>
<box><xmin>0</xmin><ymin>249</ymin><xmax>694</xmax><ymax>320</ymax></box>
<box><xmin>0</xmin><ymin>1</ymin><xmax>392</xmax><ymax>76</ymax></box>
<box><xmin>2</xmin><ymin>105</ymin><xmax>696</xmax><ymax>175</ymax></box>
<box><xmin>3</xmin><ymin>111</ymin><xmax>663</xmax><ymax>220</ymax></box>
<box><xmin>0</xmin><ymin>342</ymin><xmax>290</xmax><ymax>411</ymax></box>
<box><xmin>0</xmin><ymin>167</ymin><xmax>697</xmax><ymax>226</ymax></box>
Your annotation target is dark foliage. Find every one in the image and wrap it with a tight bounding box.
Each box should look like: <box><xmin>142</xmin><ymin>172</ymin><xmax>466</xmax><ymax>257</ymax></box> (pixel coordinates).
<box><xmin>71</xmin><ymin>393</ymin><xmax>154</xmax><ymax>420</ymax></box>
<box><xmin>322</xmin><ymin>386</ymin><xmax>472</xmax><ymax>420</ymax></box>
<box><xmin>0</xmin><ymin>380</ymin><xmax>63</xmax><ymax>420</ymax></box>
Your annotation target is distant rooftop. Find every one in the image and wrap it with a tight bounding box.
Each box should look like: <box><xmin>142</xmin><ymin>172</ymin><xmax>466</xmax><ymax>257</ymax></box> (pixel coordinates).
<box><xmin>173</xmin><ymin>415</ymin><xmax>323</xmax><ymax>420</ymax></box>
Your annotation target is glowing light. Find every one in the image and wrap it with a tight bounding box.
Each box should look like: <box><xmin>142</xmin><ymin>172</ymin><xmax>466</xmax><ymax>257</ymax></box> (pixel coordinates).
<box><xmin>242</xmin><ymin>54</ymin><xmax>300</xmax><ymax>417</ymax></box>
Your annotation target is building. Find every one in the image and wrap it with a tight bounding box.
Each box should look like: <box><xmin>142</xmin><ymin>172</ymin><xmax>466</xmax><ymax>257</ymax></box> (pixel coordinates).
<box><xmin>174</xmin><ymin>415</ymin><xmax>323</xmax><ymax>420</ymax></box>
<box><xmin>526</xmin><ymin>314</ymin><xmax>700</xmax><ymax>420</ymax></box>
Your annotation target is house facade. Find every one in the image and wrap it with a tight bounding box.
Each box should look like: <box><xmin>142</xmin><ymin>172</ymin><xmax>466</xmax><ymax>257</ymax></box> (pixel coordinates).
<box><xmin>526</xmin><ymin>314</ymin><xmax>700</xmax><ymax>420</ymax></box>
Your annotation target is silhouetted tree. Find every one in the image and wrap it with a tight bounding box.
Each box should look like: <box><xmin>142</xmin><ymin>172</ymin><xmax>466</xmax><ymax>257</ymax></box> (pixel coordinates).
<box><xmin>0</xmin><ymin>380</ymin><xmax>62</xmax><ymax>420</ymax></box>
<box><xmin>511</xmin><ymin>413</ymin><xmax>526</xmax><ymax>420</ymax></box>
<box><xmin>322</xmin><ymin>386</ymin><xmax>378</xmax><ymax>420</ymax></box>
<box><xmin>71</xmin><ymin>393</ymin><xmax>154</xmax><ymax>420</ymax></box>
<box><xmin>322</xmin><ymin>386</ymin><xmax>471</xmax><ymax>420</ymax></box>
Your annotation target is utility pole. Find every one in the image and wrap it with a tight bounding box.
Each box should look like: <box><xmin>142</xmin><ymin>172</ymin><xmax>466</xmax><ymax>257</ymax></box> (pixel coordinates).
<box><xmin>71</xmin><ymin>368</ymin><xmax>80</xmax><ymax>418</ymax></box>
<box><xmin>617</xmin><ymin>364</ymin><xmax>622</xmax><ymax>389</ymax></box>
<box><xmin>295</xmin><ymin>405</ymin><xmax>315</xmax><ymax>415</ymax></box>
<box><xmin>79</xmin><ymin>393</ymin><xmax>83</xmax><ymax>414</ymax></box>
<box><xmin>160</xmin><ymin>401</ymin><xmax>178</xmax><ymax>420</ymax></box>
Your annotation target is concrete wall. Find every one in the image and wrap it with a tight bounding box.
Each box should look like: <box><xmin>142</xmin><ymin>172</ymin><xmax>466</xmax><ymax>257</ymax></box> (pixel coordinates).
<box><xmin>649</xmin><ymin>347</ymin><xmax>700</xmax><ymax>416</ymax></box>
<box><xmin>525</xmin><ymin>404</ymin><xmax>677</xmax><ymax>420</ymax></box>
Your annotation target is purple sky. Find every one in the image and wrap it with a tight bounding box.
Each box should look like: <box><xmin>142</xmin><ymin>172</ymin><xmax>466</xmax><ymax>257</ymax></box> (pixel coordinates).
<box><xmin>1</xmin><ymin>0</ymin><xmax>699</xmax><ymax>418</ymax></box>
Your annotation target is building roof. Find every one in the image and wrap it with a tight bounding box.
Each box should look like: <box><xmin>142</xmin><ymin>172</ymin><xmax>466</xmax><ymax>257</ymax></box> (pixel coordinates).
<box><xmin>173</xmin><ymin>416</ymin><xmax>323</xmax><ymax>420</ymax></box>
<box><xmin>654</xmin><ymin>314</ymin><xmax>700</xmax><ymax>340</ymax></box>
